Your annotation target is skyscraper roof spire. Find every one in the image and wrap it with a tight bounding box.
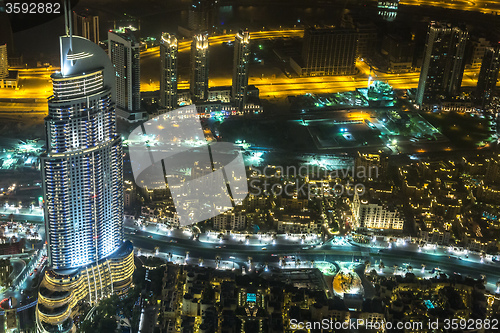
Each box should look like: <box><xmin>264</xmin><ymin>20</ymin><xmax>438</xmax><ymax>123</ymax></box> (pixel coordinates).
<box><xmin>63</xmin><ymin>0</ymin><xmax>74</xmax><ymax>65</ymax></box>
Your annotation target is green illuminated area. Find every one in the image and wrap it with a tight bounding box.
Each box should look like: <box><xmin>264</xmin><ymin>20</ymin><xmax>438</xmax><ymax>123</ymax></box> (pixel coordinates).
<box><xmin>219</xmin><ymin>107</ymin><xmax>443</xmax><ymax>154</ymax></box>
<box><xmin>289</xmin><ymin>81</ymin><xmax>396</xmax><ymax>112</ymax></box>
<box><xmin>358</xmin><ymin>80</ymin><xmax>396</xmax><ymax>107</ymax></box>
<box><xmin>289</xmin><ymin>91</ymin><xmax>369</xmax><ymax>112</ymax></box>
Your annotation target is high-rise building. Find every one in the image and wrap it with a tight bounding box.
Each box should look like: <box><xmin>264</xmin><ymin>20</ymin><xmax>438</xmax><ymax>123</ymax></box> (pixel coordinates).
<box><xmin>0</xmin><ymin>43</ymin><xmax>7</xmax><ymax>79</ymax></box>
<box><xmin>416</xmin><ymin>22</ymin><xmax>468</xmax><ymax>106</ymax></box>
<box><xmin>340</xmin><ymin>13</ymin><xmax>377</xmax><ymax>59</ymax></box>
<box><xmin>36</xmin><ymin>26</ymin><xmax>134</xmax><ymax>332</ymax></box>
<box><xmin>476</xmin><ymin>46</ymin><xmax>500</xmax><ymax>110</ymax></box>
<box><xmin>301</xmin><ymin>27</ymin><xmax>357</xmax><ymax>76</ymax></box>
<box><xmin>160</xmin><ymin>33</ymin><xmax>178</xmax><ymax>111</ymax></box>
<box><xmin>188</xmin><ymin>0</ymin><xmax>218</xmax><ymax>33</ymax></box>
<box><xmin>381</xmin><ymin>33</ymin><xmax>415</xmax><ymax>72</ymax></box>
<box><xmin>378</xmin><ymin>0</ymin><xmax>399</xmax><ymax>22</ymax></box>
<box><xmin>470</xmin><ymin>37</ymin><xmax>490</xmax><ymax>68</ymax></box>
<box><xmin>190</xmin><ymin>33</ymin><xmax>209</xmax><ymax>101</ymax></box>
<box><xmin>73</xmin><ymin>10</ymin><xmax>100</xmax><ymax>44</ymax></box>
<box><xmin>232</xmin><ymin>30</ymin><xmax>250</xmax><ymax>112</ymax></box>
<box><xmin>109</xmin><ymin>27</ymin><xmax>146</xmax><ymax>122</ymax></box>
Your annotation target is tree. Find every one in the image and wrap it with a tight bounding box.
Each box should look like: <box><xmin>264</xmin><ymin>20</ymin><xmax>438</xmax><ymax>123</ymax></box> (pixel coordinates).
<box><xmin>98</xmin><ymin>317</ymin><xmax>117</xmax><ymax>331</ymax></box>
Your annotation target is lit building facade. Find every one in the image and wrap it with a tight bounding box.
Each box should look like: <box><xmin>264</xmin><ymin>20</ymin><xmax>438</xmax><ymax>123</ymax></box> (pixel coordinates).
<box><xmin>416</xmin><ymin>22</ymin><xmax>468</xmax><ymax>107</ymax></box>
<box><xmin>108</xmin><ymin>27</ymin><xmax>146</xmax><ymax>122</ymax></box>
<box><xmin>232</xmin><ymin>30</ymin><xmax>250</xmax><ymax>112</ymax></box>
<box><xmin>351</xmin><ymin>192</ymin><xmax>404</xmax><ymax>231</ymax></box>
<box><xmin>476</xmin><ymin>46</ymin><xmax>500</xmax><ymax>110</ymax></box>
<box><xmin>213</xmin><ymin>211</ymin><xmax>246</xmax><ymax>231</ymax></box>
<box><xmin>188</xmin><ymin>0</ymin><xmax>218</xmax><ymax>33</ymax></box>
<box><xmin>0</xmin><ymin>43</ymin><xmax>7</xmax><ymax>79</ymax></box>
<box><xmin>160</xmin><ymin>33</ymin><xmax>178</xmax><ymax>111</ymax></box>
<box><xmin>470</xmin><ymin>37</ymin><xmax>490</xmax><ymax>68</ymax></box>
<box><xmin>36</xmin><ymin>33</ymin><xmax>134</xmax><ymax>333</ymax></box>
<box><xmin>73</xmin><ymin>11</ymin><xmax>99</xmax><ymax>44</ymax></box>
<box><xmin>378</xmin><ymin>0</ymin><xmax>399</xmax><ymax>22</ymax></box>
<box><xmin>301</xmin><ymin>27</ymin><xmax>357</xmax><ymax>76</ymax></box>
<box><xmin>190</xmin><ymin>33</ymin><xmax>209</xmax><ymax>101</ymax></box>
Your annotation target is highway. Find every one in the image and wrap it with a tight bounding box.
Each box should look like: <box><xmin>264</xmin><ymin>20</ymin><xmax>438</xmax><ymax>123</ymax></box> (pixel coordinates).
<box><xmin>400</xmin><ymin>0</ymin><xmax>500</xmax><ymax>15</ymax></box>
<box><xmin>0</xmin><ymin>28</ymin><xmax>485</xmax><ymax>107</ymax></box>
<box><xmin>140</xmin><ymin>29</ymin><xmax>304</xmax><ymax>60</ymax></box>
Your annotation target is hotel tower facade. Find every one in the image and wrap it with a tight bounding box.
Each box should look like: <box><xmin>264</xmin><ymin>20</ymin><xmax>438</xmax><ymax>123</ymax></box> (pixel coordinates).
<box><xmin>36</xmin><ymin>21</ymin><xmax>134</xmax><ymax>333</ymax></box>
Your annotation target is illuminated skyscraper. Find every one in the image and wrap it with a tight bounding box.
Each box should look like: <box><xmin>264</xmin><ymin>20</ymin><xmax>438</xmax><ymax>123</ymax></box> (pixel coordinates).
<box><xmin>73</xmin><ymin>10</ymin><xmax>100</xmax><ymax>44</ymax></box>
<box><xmin>378</xmin><ymin>0</ymin><xmax>399</xmax><ymax>22</ymax></box>
<box><xmin>190</xmin><ymin>33</ymin><xmax>209</xmax><ymax>101</ymax></box>
<box><xmin>109</xmin><ymin>27</ymin><xmax>146</xmax><ymax>122</ymax></box>
<box><xmin>0</xmin><ymin>43</ymin><xmax>7</xmax><ymax>79</ymax></box>
<box><xmin>188</xmin><ymin>0</ymin><xmax>218</xmax><ymax>33</ymax></box>
<box><xmin>36</xmin><ymin>9</ymin><xmax>134</xmax><ymax>332</ymax></box>
<box><xmin>160</xmin><ymin>33</ymin><xmax>178</xmax><ymax>111</ymax></box>
<box><xmin>416</xmin><ymin>22</ymin><xmax>468</xmax><ymax>106</ymax></box>
<box><xmin>232</xmin><ymin>30</ymin><xmax>250</xmax><ymax>112</ymax></box>
<box><xmin>476</xmin><ymin>46</ymin><xmax>500</xmax><ymax>110</ymax></box>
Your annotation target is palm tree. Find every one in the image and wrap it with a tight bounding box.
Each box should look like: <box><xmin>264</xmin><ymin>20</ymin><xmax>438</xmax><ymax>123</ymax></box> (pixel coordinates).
<box><xmin>378</xmin><ymin>261</ymin><xmax>385</xmax><ymax>271</ymax></box>
<box><xmin>393</xmin><ymin>265</ymin><xmax>398</xmax><ymax>275</ymax></box>
<box><xmin>280</xmin><ymin>259</ymin><xmax>286</xmax><ymax>267</ymax></box>
<box><xmin>364</xmin><ymin>260</ymin><xmax>371</xmax><ymax>272</ymax></box>
<box><xmin>311</xmin><ymin>260</ymin><xmax>315</xmax><ymax>268</ymax></box>
<box><xmin>421</xmin><ymin>264</ymin><xmax>426</xmax><ymax>273</ymax></box>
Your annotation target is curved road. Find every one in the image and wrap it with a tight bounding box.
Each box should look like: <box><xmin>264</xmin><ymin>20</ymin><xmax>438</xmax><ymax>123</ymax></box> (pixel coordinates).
<box><xmin>127</xmin><ymin>231</ymin><xmax>500</xmax><ymax>289</ymax></box>
<box><xmin>399</xmin><ymin>0</ymin><xmax>500</xmax><ymax>15</ymax></box>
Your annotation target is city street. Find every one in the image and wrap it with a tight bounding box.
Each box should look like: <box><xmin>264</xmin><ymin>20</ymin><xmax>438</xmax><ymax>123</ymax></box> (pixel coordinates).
<box><xmin>124</xmin><ymin>221</ymin><xmax>500</xmax><ymax>295</ymax></box>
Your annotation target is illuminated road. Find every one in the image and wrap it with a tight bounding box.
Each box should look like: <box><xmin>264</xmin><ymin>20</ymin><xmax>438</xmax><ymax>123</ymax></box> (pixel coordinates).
<box><xmin>181</xmin><ymin>64</ymin><xmax>480</xmax><ymax>98</ymax></box>
<box><xmin>127</xmin><ymin>230</ymin><xmax>500</xmax><ymax>293</ymax></box>
<box><xmin>400</xmin><ymin>0</ymin><xmax>500</xmax><ymax>15</ymax></box>
<box><xmin>0</xmin><ymin>28</ymin><xmax>486</xmax><ymax>108</ymax></box>
<box><xmin>140</xmin><ymin>29</ymin><xmax>304</xmax><ymax>60</ymax></box>
<box><xmin>140</xmin><ymin>28</ymin><xmax>483</xmax><ymax>96</ymax></box>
